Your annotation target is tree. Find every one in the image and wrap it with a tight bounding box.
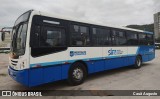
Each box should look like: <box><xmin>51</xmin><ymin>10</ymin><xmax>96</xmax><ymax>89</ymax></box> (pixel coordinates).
<box><xmin>126</xmin><ymin>24</ymin><xmax>154</xmax><ymax>33</ymax></box>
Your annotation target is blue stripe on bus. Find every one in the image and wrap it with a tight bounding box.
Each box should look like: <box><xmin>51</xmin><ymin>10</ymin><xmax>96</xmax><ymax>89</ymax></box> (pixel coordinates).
<box><xmin>30</xmin><ymin>54</ymin><xmax>138</xmax><ymax>67</ymax></box>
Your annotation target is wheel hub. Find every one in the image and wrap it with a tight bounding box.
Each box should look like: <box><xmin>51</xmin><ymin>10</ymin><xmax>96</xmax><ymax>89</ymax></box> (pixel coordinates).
<box><xmin>73</xmin><ymin>68</ymin><xmax>83</xmax><ymax>80</ymax></box>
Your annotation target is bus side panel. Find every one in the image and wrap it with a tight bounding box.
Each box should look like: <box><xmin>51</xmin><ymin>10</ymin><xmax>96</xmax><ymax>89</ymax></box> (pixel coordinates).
<box><xmin>69</xmin><ymin>47</ymin><xmax>103</xmax><ymax>74</ymax></box>
<box><xmin>103</xmin><ymin>47</ymin><xmax>128</xmax><ymax>70</ymax></box>
<box><xmin>142</xmin><ymin>55</ymin><xmax>149</xmax><ymax>62</ymax></box>
<box><xmin>148</xmin><ymin>54</ymin><xmax>155</xmax><ymax>61</ymax></box>
<box><xmin>122</xmin><ymin>57</ymin><xmax>130</xmax><ymax>67</ymax></box>
<box><xmin>140</xmin><ymin>46</ymin><xmax>148</xmax><ymax>62</ymax></box>
<box><xmin>43</xmin><ymin>66</ymin><xmax>61</xmax><ymax>83</ymax></box>
<box><xmin>28</xmin><ymin>66</ymin><xmax>62</xmax><ymax>87</ymax></box>
<box><xmin>148</xmin><ymin>46</ymin><xmax>155</xmax><ymax>61</ymax></box>
<box><xmin>61</xmin><ymin>64</ymin><xmax>71</xmax><ymax>79</ymax></box>
<box><xmin>105</xmin><ymin>57</ymin><xmax>128</xmax><ymax>70</ymax></box>
<box><xmin>138</xmin><ymin>46</ymin><xmax>155</xmax><ymax>62</ymax></box>
<box><xmin>92</xmin><ymin>60</ymin><xmax>105</xmax><ymax>73</ymax></box>
<box><xmin>8</xmin><ymin>66</ymin><xmax>29</xmax><ymax>87</ymax></box>
<box><xmin>127</xmin><ymin>47</ymin><xmax>139</xmax><ymax>65</ymax></box>
<box><xmin>86</xmin><ymin>62</ymin><xmax>95</xmax><ymax>74</ymax></box>
<box><xmin>60</xmin><ymin>60</ymin><xmax>105</xmax><ymax>80</ymax></box>
<box><xmin>28</xmin><ymin>68</ymin><xmax>44</xmax><ymax>87</ymax></box>
<box><xmin>127</xmin><ymin>56</ymin><xmax>136</xmax><ymax>65</ymax></box>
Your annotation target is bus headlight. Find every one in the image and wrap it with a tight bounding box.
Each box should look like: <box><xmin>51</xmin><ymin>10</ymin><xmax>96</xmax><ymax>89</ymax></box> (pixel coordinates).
<box><xmin>20</xmin><ymin>60</ymin><xmax>27</xmax><ymax>69</ymax></box>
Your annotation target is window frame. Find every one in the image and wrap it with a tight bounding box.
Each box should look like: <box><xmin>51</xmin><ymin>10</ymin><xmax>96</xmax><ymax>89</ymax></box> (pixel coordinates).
<box><xmin>138</xmin><ymin>33</ymin><xmax>148</xmax><ymax>45</ymax></box>
<box><xmin>69</xmin><ymin>22</ymin><xmax>91</xmax><ymax>47</ymax></box>
<box><xmin>40</xmin><ymin>24</ymin><xmax>67</xmax><ymax>48</ymax></box>
<box><xmin>30</xmin><ymin>15</ymin><xmax>68</xmax><ymax>57</ymax></box>
<box><xmin>126</xmin><ymin>31</ymin><xmax>139</xmax><ymax>46</ymax></box>
<box><xmin>111</xmin><ymin>28</ymin><xmax>127</xmax><ymax>46</ymax></box>
<box><xmin>91</xmin><ymin>25</ymin><xmax>112</xmax><ymax>47</ymax></box>
<box><xmin>146</xmin><ymin>34</ymin><xmax>154</xmax><ymax>45</ymax></box>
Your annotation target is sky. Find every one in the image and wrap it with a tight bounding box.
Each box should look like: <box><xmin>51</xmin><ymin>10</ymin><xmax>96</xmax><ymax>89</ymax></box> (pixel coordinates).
<box><xmin>0</xmin><ymin>0</ymin><xmax>160</xmax><ymax>28</ymax></box>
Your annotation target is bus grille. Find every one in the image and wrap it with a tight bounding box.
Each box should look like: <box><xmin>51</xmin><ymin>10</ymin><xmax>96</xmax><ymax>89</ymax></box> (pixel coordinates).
<box><xmin>10</xmin><ymin>59</ymin><xmax>18</xmax><ymax>66</ymax></box>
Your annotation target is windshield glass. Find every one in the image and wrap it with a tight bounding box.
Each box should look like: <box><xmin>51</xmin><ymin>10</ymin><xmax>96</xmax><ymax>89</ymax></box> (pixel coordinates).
<box><xmin>11</xmin><ymin>11</ymin><xmax>31</xmax><ymax>57</ymax></box>
<box><xmin>14</xmin><ymin>11</ymin><xmax>30</xmax><ymax>26</ymax></box>
<box><xmin>11</xmin><ymin>23</ymin><xmax>27</xmax><ymax>56</ymax></box>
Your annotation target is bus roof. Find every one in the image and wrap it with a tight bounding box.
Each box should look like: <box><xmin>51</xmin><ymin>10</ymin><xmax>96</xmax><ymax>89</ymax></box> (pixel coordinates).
<box><xmin>32</xmin><ymin>10</ymin><xmax>153</xmax><ymax>34</ymax></box>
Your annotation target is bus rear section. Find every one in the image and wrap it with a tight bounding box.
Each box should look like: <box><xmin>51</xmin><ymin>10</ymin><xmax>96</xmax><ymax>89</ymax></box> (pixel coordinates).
<box><xmin>8</xmin><ymin>10</ymin><xmax>155</xmax><ymax>87</ymax></box>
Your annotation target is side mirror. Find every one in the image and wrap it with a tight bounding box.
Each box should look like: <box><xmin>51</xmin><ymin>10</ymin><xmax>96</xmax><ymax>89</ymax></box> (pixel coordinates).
<box><xmin>0</xmin><ymin>32</ymin><xmax>5</xmax><ymax>41</ymax></box>
<box><xmin>0</xmin><ymin>32</ymin><xmax>4</xmax><ymax>42</ymax></box>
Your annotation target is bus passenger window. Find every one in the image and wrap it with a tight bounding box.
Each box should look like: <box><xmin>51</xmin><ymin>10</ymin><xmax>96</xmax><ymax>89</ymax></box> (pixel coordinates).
<box><xmin>139</xmin><ymin>34</ymin><xmax>147</xmax><ymax>45</ymax></box>
<box><xmin>126</xmin><ymin>32</ymin><xmax>138</xmax><ymax>46</ymax></box>
<box><xmin>146</xmin><ymin>34</ymin><xmax>154</xmax><ymax>45</ymax></box>
<box><xmin>40</xmin><ymin>26</ymin><xmax>66</xmax><ymax>47</ymax></box>
<box><xmin>118</xmin><ymin>31</ymin><xmax>127</xmax><ymax>45</ymax></box>
<box><xmin>92</xmin><ymin>28</ymin><xmax>111</xmax><ymax>46</ymax></box>
<box><xmin>71</xmin><ymin>25</ymin><xmax>90</xmax><ymax>46</ymax></box>
<box><xmin>111</xmin><ymin>30</ymin><xmax>119</xmax><ymax>45</ymax></box>
<box><xmin>112</xmin><ymin>30</ymin><xmax>127</xmax><ymax>46</ymax></box>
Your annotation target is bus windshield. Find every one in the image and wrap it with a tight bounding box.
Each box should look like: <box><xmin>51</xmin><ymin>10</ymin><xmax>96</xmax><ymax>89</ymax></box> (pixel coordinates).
<box><xmin>14</xmin><ymin>11</ymin><xmax>30</xmax><ymax>26</ymax></box>
<box><xmin>11</xmin><ymin>11</ymin><xmax>31</xmax><ymax>56</ymax></box>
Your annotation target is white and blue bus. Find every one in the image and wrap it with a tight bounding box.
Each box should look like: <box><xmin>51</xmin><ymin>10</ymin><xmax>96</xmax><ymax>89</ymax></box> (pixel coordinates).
<box><xmin>8</xmin><ymin>10</ymin><xmax>155</xmax><ymax>87</ymax></box>
<box><xmin>155</xmin><ymin>43</ymin><xmax>160</xmax><ymax>49</ymax></box>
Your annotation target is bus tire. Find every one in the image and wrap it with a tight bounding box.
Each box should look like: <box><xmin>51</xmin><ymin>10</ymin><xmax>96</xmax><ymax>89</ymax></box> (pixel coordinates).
<box><xmin>134</xmin><ymin>56</ymin><xmax>142</xmax><ymax>69</ymax></box>
<box><xmin>68</xmin><ymin>62</ymin><xmax>87</xmax><ymax>86</ymax></box>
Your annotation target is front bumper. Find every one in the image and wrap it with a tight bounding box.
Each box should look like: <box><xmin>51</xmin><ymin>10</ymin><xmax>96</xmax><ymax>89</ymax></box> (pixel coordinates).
<box><xmin>8</xmin><ymin>66</ymin><xmax>29</xmax><ymax>87</ymax></box>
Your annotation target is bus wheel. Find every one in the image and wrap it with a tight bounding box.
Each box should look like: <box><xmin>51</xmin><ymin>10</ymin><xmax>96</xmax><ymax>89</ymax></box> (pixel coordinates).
<box><xmin>68</xmin><ymin>62</ymin><xmax>87</xmax><ymax>85</ymax></box>
<box><xmin>134</xmin><ymin>56</ymin><xmax>142</xmax><ymax>69</ymax></box>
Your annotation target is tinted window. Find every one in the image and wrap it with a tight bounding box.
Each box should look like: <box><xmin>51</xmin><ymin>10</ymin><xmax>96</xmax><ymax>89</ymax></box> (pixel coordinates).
<box><xmin>20</xmin><ymin>24</ymin><xmax>28</xmax><ymax>49</ymax></box>
<box><xmin>112</xmin><ymin>30</ymin><xmax>118</xmax><ymax>45</ymax></box>
<box><xmin>139</xmin><ymin>34</ymin><xmax>147</xmax><ymax>45</ymax></box>
<box><xmin>17</xmin><ymin>26</ymin><xmax>23</xmax><ymax>50</ymax></box>
<box><xmin>15</xmin><ymin>11</ymin><xmax>30</xmax><ymax>26</ymax></box>
<box><xmin>40</xmin><ymin>26</ymin><xmax>66</xmax><ymax>47</ymax></box>
<box><xmin>92</xmin><ymin>28</ymin><xmax>111</xmax><ymax>46</ymax></box>
<box><xmin>146</xmin><ymin>34</ymin><xmax>154</xmax><ymax>45</ymax></box>
<box><xmin>118</xmin><ymin>31</ymin><xmax>127</xmax><ymax>45</ymax></box>
<box><xmin>30</xmin><ymin>16</ymin><xmax>68</xmax><ymax>57</ymax></box>
<box><xmin>112</xmin><ymin>30</ymin><xmax>127</xmax><ymax>45</ymax></box>
<box><xmin>127</xmin><ymin>32</ymin><xmax>139</xmax><ymax>45</ymax></box>
<box><xmin>30</xmin><ymin>25</ymin><xmax>40</xmax><ymax>48</ymax></box>
<box><xmin>71</xmin><ymin>25</ymin><xmax>90</xmax><ymax>46</ymax></box>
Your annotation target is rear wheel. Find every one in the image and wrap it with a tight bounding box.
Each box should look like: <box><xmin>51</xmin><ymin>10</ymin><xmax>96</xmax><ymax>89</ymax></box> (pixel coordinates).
<box><xmin>68</xmin><ymin>62</ymin><xmax>87</xmax><ymax>85</ymax></box>
<box><xmin>134</xmin><ymin>56</ymin><xmax>142</xmax><ymax>69</ymax></box>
